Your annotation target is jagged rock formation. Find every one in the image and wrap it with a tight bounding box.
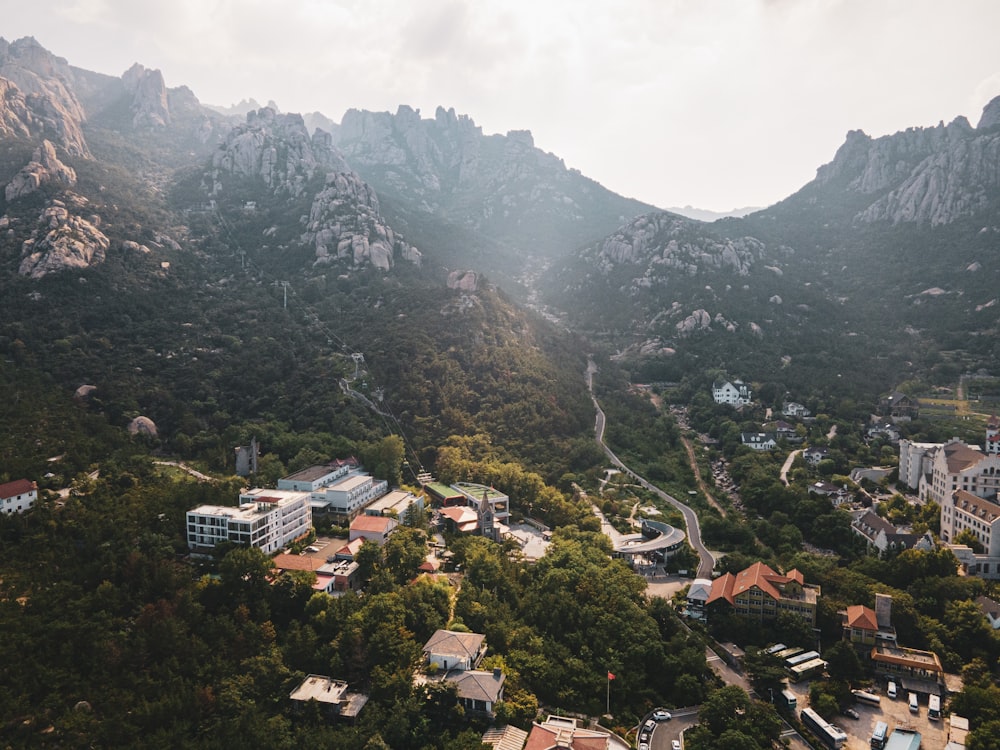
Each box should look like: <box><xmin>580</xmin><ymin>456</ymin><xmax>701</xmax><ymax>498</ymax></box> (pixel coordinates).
<box><xmin>210</xmin><ymin>107</ymin><xmax>349</xmax><ymax>196</ymax></box>
<box><xmin>122</xmin><ymin>63</ymin><xmax>170</xmax><ymax>129</ymax></box>
<box><xmin>18</xmin><ymin>198</ymin><xmax>111</xmax><ymax>278</ymax></box>
<box><xmin>0</xmin><ymin>37</ymin><xmax>90</xmax><ymax>157</ymax></box>
<box><xmin>593</xmin><ymin>212</ymin><xmax>765</xmax><ymax>279</ymax></box>
<box><xmin>335</xmin><ymin>105</ymin><xmax>654</xmax><ymax>256</ymax></box>
<box><xmin>304</xmin><ymin>171</ymin><xmax>421</xmax><ymax>270</ymax></box>
<box><xmin>5</xmin><ymin>139</ymin><xmax>76</xmax><ymax>201</ymax></box>
<box><xmin>0</xmin><ymin>76</ymin><xmax>35</xmax><ymax>139</ymax></box>
<box><xmin>210</xmin><ymin>107</ymin><xmax>419</xmax><ymax>271</ymax></box>
<box><xmin>809</xmin><ymin>99</ymin><xmax>1000</xmax><ymax>226</ymax></box>
<box><xmin>447</xmin><ymin>270</ymin><xmax>479</xmax><ymax>291</ymax></box>
<box><xmin>127</xmin><ymin>416</ymin><xmax>158</xmax><ymax>437</ymax></box>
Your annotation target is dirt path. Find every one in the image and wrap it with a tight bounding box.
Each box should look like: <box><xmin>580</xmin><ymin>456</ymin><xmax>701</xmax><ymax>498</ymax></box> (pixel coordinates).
<box><xmin>680</xmin><ymin>435</ymin><xmax>727</xmax><ymax>518</ymax></box>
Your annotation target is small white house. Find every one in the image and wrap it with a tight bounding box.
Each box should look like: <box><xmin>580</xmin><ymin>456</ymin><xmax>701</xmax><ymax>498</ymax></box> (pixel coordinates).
<box><xmin>713</xmin><ymin>379</ymin><xmax>752</xmax><ymax>407</ymax></box>
<box><xmin>0</xmin><ymin>479</ymin><xmax>38</xmax><ymax>514</ymax></box>
<box><xmin>741</xmin><ymin>432</ymin><xmax>777</xmax><ymax>451</ymax></box>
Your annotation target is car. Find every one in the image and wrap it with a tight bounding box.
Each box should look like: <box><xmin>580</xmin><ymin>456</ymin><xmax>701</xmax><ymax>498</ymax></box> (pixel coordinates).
<box><xmin>652</xmin><ymin>709</ymin><xmax>673</xmax><ymax>722</ymax></box>
<box><xmin>842</xmin><ymin>708</ymin><xmax>860</xmax><ymax>720</ymax></box>
<box><xmin>672</xmin><ymin>741</ymin><xmax>682</xmax><ymax>750</ymax></box>
<box><xmin>887</xmin><ymin>680</ymin><xmax>897</xmax><ymax>699</ymax></box>
<box><xmin>639</xmin><ymin>730</ymin><xmax>650</xmax><ymax>743</ymax></box>
<box><xmin>638</xmin><ymin>744</ymin><xmax>649</xmax><ymax>750</ymax></box>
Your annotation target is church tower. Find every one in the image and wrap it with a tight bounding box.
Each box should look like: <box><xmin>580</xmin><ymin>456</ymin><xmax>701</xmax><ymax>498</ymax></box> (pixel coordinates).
<box><xmin>478</xmin><ymin>490</ymin><xmax>498</xmax><ymax>542</ymax></box>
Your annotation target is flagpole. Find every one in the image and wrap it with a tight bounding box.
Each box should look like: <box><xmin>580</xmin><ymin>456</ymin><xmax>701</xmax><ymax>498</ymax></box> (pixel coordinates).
<box><xmin>606</xmin><ymin>672</ymin><xmax>610</xmax><ymax>715</ymax></box>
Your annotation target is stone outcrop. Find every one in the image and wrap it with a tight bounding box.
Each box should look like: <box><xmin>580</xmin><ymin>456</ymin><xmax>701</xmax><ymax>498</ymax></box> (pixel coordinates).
<box><xmin>5</xmin><ymin>139</ymin><xmax>76</xmax><ymax>201</ymax></box>
<box><xmin>18</xmin><ymin>198</ymin><xmax>111</xmax><ymax>278</ymax></box>
<box><xmin>122</xmin><ymin>63</ymin><xmax>170</xmax><ymax>129</ymax></box>
<box><xmin>594</xmin><ymin>212</ymin><xmax>765</xmax><ymax>279</ymax></box>
<box><xmin>127</xmin><ymin>416</ymin><xmax>158</xmax><ymax>437</ymax></box>
<box><xmin>211</xmin><ymin>107</ymin><xmax>419</xmax><ymax>270</ymax></box>
<box><xmin>303</xmin><ymin>171</ymin><xmax>420</xmax><ymax>271</ymax></box>
<box><xmin>210</xmin><ymin>107</ymin><xmax>349</xmax><ymax>196</ymax></box>
<box><xmin>810</xmin><ymin>99</ymin><xmax>1000</xmax><ymax>226</ymax></box>
<box><xmin>447</xmin><ymin>270</ymin><xmax>479</xmax><ymax>291</ymax></box>
<box><xmin>0</xmin><ymin>37</ymin><xmax>90</xmax><ymax>157</ymax></box>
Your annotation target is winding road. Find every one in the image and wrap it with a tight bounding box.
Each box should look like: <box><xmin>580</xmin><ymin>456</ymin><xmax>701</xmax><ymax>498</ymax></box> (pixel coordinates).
<box><xmin>586</xmin><ymin>359</ymin><xmax>715</xmax><ymax>578</ymax></box>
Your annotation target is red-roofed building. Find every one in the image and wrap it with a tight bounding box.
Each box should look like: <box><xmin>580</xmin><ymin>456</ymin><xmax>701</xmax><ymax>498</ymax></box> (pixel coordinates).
<box><xmin>0</xmin><ymin>479</ymin><xmax>38</xmax><ymax>514</ymax></box>
<box><xmin>707</xmin><ymin>561</ymin><xmax>819</xmax><ymax>625</ymax></box>
<box><xmin>842</xmin><ymin>604</ymin><xmax>879</xmax><ymax>646</ymax></box>
<box><xmin>524</xmin><ymin>715</ymin><xmax>612</xmax><ymax>750</ymax></box>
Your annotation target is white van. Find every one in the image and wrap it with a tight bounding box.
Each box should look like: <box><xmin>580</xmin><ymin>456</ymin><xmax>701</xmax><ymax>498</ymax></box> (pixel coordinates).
<box><xmin>908</xmin><ymin>692</ymin><xmax>919</xmax><ymax>714</ymax></box>
<box><xmin>887</xmin><ymin>681</ymin><xmax>897</xmax><ymax>699</ymax></box>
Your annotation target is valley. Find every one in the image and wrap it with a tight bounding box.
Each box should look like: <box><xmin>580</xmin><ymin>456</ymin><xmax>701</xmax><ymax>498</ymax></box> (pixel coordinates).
<box><xmin>1</xmin><ymin>33</ymin><xmax>1000</xmax><ymax>750</ymax></box>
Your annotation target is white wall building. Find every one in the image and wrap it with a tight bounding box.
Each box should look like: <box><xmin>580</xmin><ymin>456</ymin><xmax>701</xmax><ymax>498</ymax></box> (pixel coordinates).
<box><xmin>925</xmin><ymin>439</ymin><xmax>1000</xmax><ymax>505</ymax></box>
<box><xmin>314</xmin><ymin>473</ymin><xmax>389</xmax><ymax>521</ymax></box>
<box><xmin>187</xmin><ymin>488</ymin><xmax>312</xmax><ymax>554</ymax></box>
<box><xmin>713</xmin><ymin>379</ymin><xmax>752</xmax><ymax>407</ymax></box>
<box><xmin>277</xmin><ymin>462</ymin><xmax>354</xmax><ymax>492</ymax></box>
<box><xmin>452</xmin><ymin>482</ymin><xmax>510</xmax><ymax>523</ymax></box>
<box><xmin>898</xmin><ymin>439</ymin><xmax>942</xmax><ymax>491</ymax></box>
<box><xmin>0</xmin><ymin>479</ymin><xmax>37</xmax><ymax>514</ymax></box>
<box><xmin>941</xmin><ymin>489</ymin><xmax>1000</xmax><ymax>579</ymax></box>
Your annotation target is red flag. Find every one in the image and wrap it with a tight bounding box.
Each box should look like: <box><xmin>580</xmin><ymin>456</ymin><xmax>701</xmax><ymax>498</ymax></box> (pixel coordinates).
<box><xmin>607</xmin><ymin>671</ymin><xmax>616</xmax><ymax>681</ymax></box>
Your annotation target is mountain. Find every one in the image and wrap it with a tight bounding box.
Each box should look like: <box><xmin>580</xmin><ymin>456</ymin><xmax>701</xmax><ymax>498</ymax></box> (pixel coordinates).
<box><xmin>539</xmin><ymin>96</ymin><xmax>1000</xmax><ymax>396</ymax></box>
<box><xmin>0</xmin><ymin>37</ymin><xmax>602</xmax><ymax>482</ymax></box>
<box><xmin>333</xmin><ymin>105</ymin><xmax>657</xmax><ymax>276</ymax></box>
<box><xmin>666</xmin><ymin>205</ymin><xmax>762</xmax><ymax>221</ymax></box>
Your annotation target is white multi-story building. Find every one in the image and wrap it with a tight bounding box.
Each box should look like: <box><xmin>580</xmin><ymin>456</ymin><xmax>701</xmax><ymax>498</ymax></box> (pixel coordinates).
<box><xmin>0</xmin><ymin>479</ymin><xmax>37</xmax><ymax>514</ymax></box>
<box><xmin>713</xmin><ymin>379</ymin><xmax>752</xmax><ymax>407</ymax></box>
<box><xmin>941</xmin><ymin>490</ymin><xmax>1000</xmax><ymax>579</ymax></box>
<box><xmin>187</xmin><ymin>488</ymin><xmax>312</xmax><ymax>554</ymax></box>
<box><xmin>897</xmin><ymin>439</ymin><xmax>942</xmax><ymax>491</ymax></box>
<box><xmin>924</xmin><ymin>439</ymin><xmax>1000</xmax><ymax>505</ymax></box>
<box><xmin>277</xmin><ymin>461</ymin><xmax>354</xmax><ymax>492</ymax></box>
<box><xmin>316</xmin><ymin>473</ymin><xmax>389</xmax><ymax>522</ymax></box>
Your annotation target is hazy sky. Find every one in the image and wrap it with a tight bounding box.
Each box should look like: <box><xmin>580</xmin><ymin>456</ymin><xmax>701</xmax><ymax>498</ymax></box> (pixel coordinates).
<box><xmin>6</xmin><ymin>0</ymin><xmax>1000</xmax><ymax>211</ymax></box>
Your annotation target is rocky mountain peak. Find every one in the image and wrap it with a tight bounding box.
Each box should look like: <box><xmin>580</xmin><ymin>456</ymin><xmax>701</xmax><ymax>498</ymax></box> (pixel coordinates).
<box><xmin>805</xmin><ymin>103</ymin><xmax>1000</xmax><ymax>226</ymax></box>
<box><xmin>210</xmin><ymin>106</ymin><xmax>348</xmax><ymax>196</ymax></box>
<box><xmin>121</xmin><ymin>62</ymin><xmax>170</xmax><ymax>129</ymax></box>
<box><xmin>978</xmin><ymin>95</ymin><xmax>1000</xmax><ymax>130</ymax></box>
<box><xmin>0</xmin><ymin>36</ymin><xmax>89</xmax><ymax>157</ymax></box>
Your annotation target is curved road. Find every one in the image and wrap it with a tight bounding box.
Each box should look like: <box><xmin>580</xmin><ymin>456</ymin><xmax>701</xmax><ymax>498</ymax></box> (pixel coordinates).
<box><xmin>587</xmin><ymin>359</ymin><xmax>715</xmax><ymax>578</ymax></box>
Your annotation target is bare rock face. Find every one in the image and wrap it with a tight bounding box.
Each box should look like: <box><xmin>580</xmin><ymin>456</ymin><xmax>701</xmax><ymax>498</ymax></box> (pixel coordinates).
<box><xmin>0</xmin><ymin>76</ymin><xmax>34</xmax><ymax>139</ymax></box>
<box><xmin>676</xmin><ymin>308</ymin><xmax>712</xmax><ymax>337</ymax></box>
<box><xmin>211</xmin><ymin>107</ymin><xmax>349</xmax><ymax>196</ymax></box>
<box><xmin>447</xmin><ymin>270</ymin><xmax>478</xmax><ymax>291</ymax></box>
<box><xmin>303</xmin><ymin>171</ymin><xmax>420</xmax><ymax>270</ymax></box>
<box><xmin>812</xmin><ymin>100</ymin><xmax>1000</xmax><ymax>226</ymax></box>
<box><xmin>18</xmin><ymin>198</ymin><xmax>110</xmax><ymax>278</ymax></box>
<box><xmin>122</xmin><ymin>63</ymin><xmax>170</xmax><ymax>129</ymax></box>
<box><xmin>127</xmin><ymin>416</ymin><xmax>158</xmax><ymax>438</ymax></box>
<box><xmin>5</xmin><ymin>139</ymin><xmax>76</xmax><ymax>201</ymax></box>
<box><xmin>595</xmin><ymin>212</ymin><xmax>764</xmax><ymax>279</ymax></box>
<box><xmin>0</xmin><ymin>37</ymin><xmax>90</xmax><ymax>157</ymax></box>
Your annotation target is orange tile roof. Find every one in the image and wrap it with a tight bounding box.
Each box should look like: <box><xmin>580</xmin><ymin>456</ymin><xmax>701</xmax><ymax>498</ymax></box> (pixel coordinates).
<box><xmin>350</xmin><ymin>515</ymin><xmax>396</xmax><ymax>533</ymax></box>
<box><xmin>845</xmin><ymin>604</ymin><xmax>878</xmax><ymax>631</ymax></box>
<box><xmin>707</xmin><ymin>561</ymin><xmax>806</xmax><ymax>605</ymax></box>
<box><xmin>272</xmin><ymin>553</ymin><xmax>323</xmax><ymax>572</ymax></box>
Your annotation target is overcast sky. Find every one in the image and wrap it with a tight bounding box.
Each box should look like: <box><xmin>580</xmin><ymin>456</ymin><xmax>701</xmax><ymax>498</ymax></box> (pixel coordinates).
<box><xmin>6</xmin><ymin>0</ymin><xmax>1000</xmax><ymax>211</ymax></box>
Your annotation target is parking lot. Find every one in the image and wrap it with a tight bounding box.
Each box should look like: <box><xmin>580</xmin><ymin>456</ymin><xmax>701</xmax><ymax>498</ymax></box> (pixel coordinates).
<box><xmin>787</xmin><ymin>680</ymin><xmax>948</xmax><ymax>749</ymax></box>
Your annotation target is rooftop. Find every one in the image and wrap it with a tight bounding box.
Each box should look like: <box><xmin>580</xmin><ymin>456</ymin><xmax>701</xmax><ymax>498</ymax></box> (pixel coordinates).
<box><xmin>871</xmin><ymin>642</ymin><xmax>943</xmax><ymax>672</ymax></box>
<box><xmin>424</xmin><ymin>629</ymin><xmax>486</xmax><ymax>661</ymax></box>
<box><xmin>0</xmin><ymin>479</ymin><xmax>36</xmax><ymax>498</ymax></box>
<box><xmin>281</xmin><ymin>464</ymin><xmax>339</xmax><ymax>482</ymax></box>
<box><xmin>349</xmin><ymin>515</ymin><xmax>396</xmax><ymax>534</ymax></box>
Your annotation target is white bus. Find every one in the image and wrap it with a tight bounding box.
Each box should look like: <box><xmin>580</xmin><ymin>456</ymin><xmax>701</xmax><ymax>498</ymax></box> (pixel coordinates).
<box><xmin>801</xmin><ymin>707</ymin><xmax>847</xmax><ymax>749</ymax></box>
<box><xmin>928</xmin><ymin>694</ymin><xmax>941</xmax><ymax>721</ymax></box>
<box><xmin>852</xmin><ymin>690</ymin><xmax>881</xmax><ymax>706</ymax></box>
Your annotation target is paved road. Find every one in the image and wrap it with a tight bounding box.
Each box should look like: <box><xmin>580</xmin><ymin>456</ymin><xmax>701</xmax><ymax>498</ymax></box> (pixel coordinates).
<box><xmin>587</xmin><ymin>359</ymin><xmax>715</xmax><ymax>579</ymax></box>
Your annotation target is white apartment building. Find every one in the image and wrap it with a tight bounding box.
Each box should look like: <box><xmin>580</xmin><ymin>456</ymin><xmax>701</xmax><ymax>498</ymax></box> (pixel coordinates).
<box><xmin>316</xmin><ymin>473</ymin><xmax>389</xmax><ymax>521</ymax></box>
<box><xmin>897</xmin><ymin>439</ymin><xmax>942</xmax><ymax>491</ymax></box>
<box><xmin>0</xmin><ymin>479</ymin><xmax>38</xmax><ymax>514</ymax></box>
<box><xmin>941</xmin><ymin>489</ymin><xmax>1000</xmax><ymax>580</ymax></box>
<box><xmin>187</xmin><ymin>488</ymin><xmax>312</xmax><ymax>554</ymax></box>
<box><xmin>713</xmin><ymin>379</ymin><xmax>752</xmax><ymax>407</ymax></box>
<box><xmin>924</xmin><ymin>439</ymin><xmax>1000</xmax><ymax>505</ymax></box>
<box><xmin>277</xmin><ymin>462</ymin><xmax>354</xmax><ymax>492</ymax></box>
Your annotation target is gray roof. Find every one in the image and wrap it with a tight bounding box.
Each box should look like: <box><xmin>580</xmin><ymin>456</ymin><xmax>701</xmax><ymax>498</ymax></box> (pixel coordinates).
<box><xmin>423</xmin><ymin>629</ymin><xmax>486</xmax><ymax>661</ymax></box>
<box><xmin>447</xmin><ymin>670</ymin><xmax>505</xmax><ymax>703</ymax></box>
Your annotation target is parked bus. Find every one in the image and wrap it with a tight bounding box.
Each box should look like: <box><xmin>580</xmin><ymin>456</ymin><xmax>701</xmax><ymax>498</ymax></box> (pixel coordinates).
<box><xmin>801</xmin><ymin>707</ymin><xmax>847</xmax><ymax>750</ymax></box>
<box><xmin>928</xmin><ymin>694</ymin><xmax>941</xmax><ymax>721</ymax></box>
<box><xmin>778</xmin><ymin>689</ymin><xmax>797</xmax><ymax>711</ymax></box>
<box><xmin>870</xmin><ymin>721</ymin><xmax>888</xmax><ymax>750</ymax></box>
<box><xmin>786</xmin><ymin>650</ymin><xmax>820</xmax><ymax>667</ymax></box>
<box><xmin>852</xmin><ymin>690</ymin><xmax>882</xmax><ymax>706</ymax></box>
<box><xmin>765</xmin><ymin>643</ymin><xmax>787</xmax><ymax>655</ymax></box>
<box><xmin>774</xmin><ymin>646</ymin><xmax>804</xmax><ymax>661</ymax></box>
<box><xmin>789</xmin><ymin>657</ymin><xmax>827</xmax><ymax>682</ymax></box>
